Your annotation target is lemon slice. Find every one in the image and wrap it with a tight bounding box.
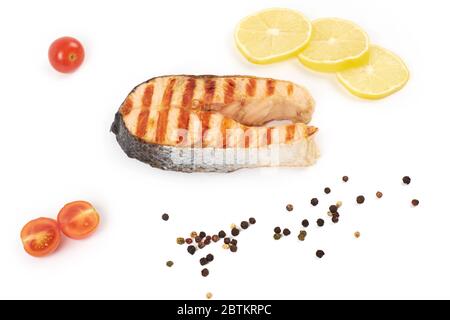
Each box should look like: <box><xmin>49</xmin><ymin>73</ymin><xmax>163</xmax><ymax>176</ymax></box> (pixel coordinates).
<box><xmin>337</xmin><ymin>45</ymin><xmax>409</xmax><ymax>99</ymax></box>
<box><xmin>298</xmin><ymin>18</ymin><xmax>369</xmax><ymax>72</ymax></box>
<box><xmin>235</xmin><ymin>8</ymin><xmax>312</xmax><ymax>64</ymax></box>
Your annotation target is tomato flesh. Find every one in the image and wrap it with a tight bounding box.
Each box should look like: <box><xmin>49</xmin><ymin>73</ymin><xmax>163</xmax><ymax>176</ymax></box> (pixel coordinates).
<box><xmin>48</xmin><ymin>36</ymin><xmax>85</xmax><ymax>73</ymax></box>
<box><xmin>57</xmin><ymin>201</ymin><xmax>100</xmax><ymax>239</ymax></box>
<box><xmin>20</xmin><ymin>217</ymin><xmax>61</xmax><ymax>257</ymax></box>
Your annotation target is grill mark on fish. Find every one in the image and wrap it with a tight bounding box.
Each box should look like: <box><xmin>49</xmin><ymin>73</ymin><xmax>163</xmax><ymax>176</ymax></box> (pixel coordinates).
<box><xmin>224</xmin><ymin>78</ymin><xmax>236</xmax><ymax>104</ymax></box>
<box><xmin>200</xmin><ymin>112</ymin><xmax>211</xmax><ymax>144</ymax></box>
<box><xmin>155</xmin><ymin>109</ymin><xmax>169</xmax><ymax>144</ymax></box>
<box><xmin>221</xmin><ymin>118</ymin><xmax>233</xmax><ymax>148</ymax></box>
<box><xmin>204</xmin><ymin>79</ymin><xmax>216</xmax><ymax>106</ymax></box>
<box><xmin>266</xmin><ymin>79</ymin><xmax>276</xmax><ymax>96</ymax></box>
<box><xmin>182</xmin><ymin>78</ymin><xmax>196</xmax><ymax>108</ymax></box>
<box><xmin>177</xmin><ymin>108</ymin><xmax>191</xmax><ymax>144</ymax></box>
<box><xmin>266</xmin><ymin>127</ymin><xmax>272</xmax><ymax>146</ymax></box>
<box><xmin>136</xmin><ymin>84</ymin><xmax>154</xmax><ymax>138</ymax></box>
<box><xmin>120</xmin><ymin>97</ymin><xmax>133</xmax><ymax>116</ymax></box>
<box><xmin>285</xmin><ymin>124</ymin><xmax>296</xmax><ymax>143</ymax></box>
<box><xmin>246</xmin><ymin>78</ymin><xmax>257</xmax><ymax>97</ymax></box>
<box><xmin>287</xmin><ymin>84</ymin><xmax>294</xmax><ymax>96</ymax></box>
<box><xmin>162</xmin><ymin>78</ymin><xmax>176</xmax><ymax>108</ymax></box>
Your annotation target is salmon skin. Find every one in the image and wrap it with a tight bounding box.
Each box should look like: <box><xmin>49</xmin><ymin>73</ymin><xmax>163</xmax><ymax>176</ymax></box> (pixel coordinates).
<box><xmin>111</xmin><ymin>75</ymin><xmax>319</xmax><ymax>172</ymax></box>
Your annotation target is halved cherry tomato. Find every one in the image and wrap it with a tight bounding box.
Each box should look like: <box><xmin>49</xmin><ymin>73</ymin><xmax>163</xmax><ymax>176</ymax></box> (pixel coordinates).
<box><xmin>20</xmin><ymin>217</ymin><xmax>61</xmax><ymax>257</ymax></box>
<box><xmin>48</xmin><ymin>36</ymin><xmax>85</xmax><ymax>73</ymax></box>
<box><xmin>57</xmin><ymin>201</ymin><xmax>100</xmax><ymax>239</ymax></box>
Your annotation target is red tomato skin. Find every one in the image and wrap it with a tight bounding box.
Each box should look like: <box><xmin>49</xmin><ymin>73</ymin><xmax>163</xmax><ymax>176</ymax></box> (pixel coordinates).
<box><xmin>57</xmin><ymin>201</ymin><xmax>100</xmax><ymax>240</ymax></box>
<box><xmin>20</xmin><ymin>217</ymin><xmax>61</xmax><ymax>257</ymax></box>
<box><xmin>48</xmin><ymin>37</ymin><xmax>85</xmax><ymax>73</ymax></box>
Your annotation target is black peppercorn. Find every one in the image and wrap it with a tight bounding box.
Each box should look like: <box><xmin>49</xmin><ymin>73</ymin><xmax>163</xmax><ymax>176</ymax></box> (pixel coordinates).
<box><xmin>240</xmin><ymin>221</ymin><xmax>249</xmax><ymax>229</ymax></box>
<box><xmin>317</xmin><ymin>218</ymin><xmax>324</xmax><ymax>227</ymax></box>
<box><xmin>286</xmin><ymin>204</ymin><xmax>294</xmax><ymax>212</ymax></box>
<box><xmin>329</xmin><ymin>205</ymin><xmax>338</xmax><ymax>213</ymax></box>
<box><xmin>283</xmin><ymin>228</ymin><xmax>291</xmax><ymax>236</ymax></box>
<box><xmin>187</xmin><ymin>245</ymin><xmax>196</xmax><ymax>255</ymax></box>
<box><xmin>274</xmin><ymin>226</ymin><xmax>281</xmax><ymax>234</ymax></box>
<box><xmin>311</xmin><ymin>198</ymin><xmax>319</xmax><ymax>206</ymax></box>
<box><xmin>302</xmin><ymin>219</ymin><xmax>309</xmax><ymax>228</ymax></box>
<box><xmin>200</xmin><ymin>257</ymin><xmax>208</xmax><ymax>266</ymax></box>
<box><xmin>161</xmin><ymin>213</ymin><xmax>169</xmax><ymax>221</ymax></box>
<box><xmin>342</xmin><ymin>176</ymin><xmax>349</xmax><ymax>182</ymax></box>
<box><xmin>206</xmin><ymin>253</ymin><xmax>214</xmax><ymax>262</ymax></box>
<box><xmin>218</xmin><ymin>230</ymin><xmax>226</xmax><ymax>238</ymax></box>
<box><xmin>231</xmin><ymin>239</ymin><xmax>238</xmax><ymax>246</ymax></box>
<box><xmin>324</xmin><ymin>187</ymin><xmax>331</xmax><ymax>194</ymax></box>
<box><xmin>231</xmin><ymin>228</ymin><xmax>240</xmax><ymax>237</ymax></box>
<box><xmin>201</xmin><ymin>268</ymin><xmax>209</xmax><ymax>277</ymax></box>
<box><xmin>249</xmin><ymin>217</ymin><xmax>256</xmax><ymax>224</ymax></box>
<box><xmin>229</xmin><ymin>245</ymin><xmax>238</xmax><ymax>253</ymax></box>
<box><xmin>402</xmin><ymin>176</ymin><xmax>411</xmax><ymax>185</ymax></box>
<box><xmin>199</xmin><ymin>231</ymin><xmax>206</xmax><ymax>239</ymax></box>
<box><xmin>411</xmin><ymin>199</ymin><xmax>419</xmax><ymax>206</ymax></box>
<box><xmin>198</xmin><ymin>242</ymin><xmax>205</xmax><ymax>249</ymax></box>
<box><xmin>224</xmin><ymin>237</ymin><xmax>231</xmax><ymax>244</ymax></box>
<box><xmin>356</xmin><ymin>195</ymin><xmax>365</xmax><ymax>204</ymax></box>
<box><xmin>316</xmin><ymin>250</ymin><xmax>325</xmax><ymax>258</ymax></box>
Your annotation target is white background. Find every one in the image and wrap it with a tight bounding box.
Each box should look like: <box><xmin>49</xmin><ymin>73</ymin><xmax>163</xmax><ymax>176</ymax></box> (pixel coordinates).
<box><xmin>0</xmin><ymin>0</ymin><xmax>449</xmax><ymax>300</ymax></box>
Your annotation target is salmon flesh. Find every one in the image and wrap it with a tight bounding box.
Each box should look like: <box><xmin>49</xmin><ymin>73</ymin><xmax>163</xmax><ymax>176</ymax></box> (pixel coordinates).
<box><xmin>111</xmin><ymin>75</ymin><xmax>319</xmax><ymax>172</ymax></box>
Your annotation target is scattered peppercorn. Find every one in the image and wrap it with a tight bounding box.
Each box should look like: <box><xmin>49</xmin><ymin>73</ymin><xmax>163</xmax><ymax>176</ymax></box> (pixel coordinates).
<box><xmin>166</xmin><ymin>260</ymin><xmax>174</xmax><ymax>267</ymax></box>
<box><xmin>229</xmin><ymin>245</ymin><xmax>238</xmax><ymax>253</ymax></box>
<box><xmin>311</xmin><ymin>198</ymin><xmax>319</xmax><ymax>206</ymax></box>
<box><xmin>273</xmin><ymin>233</ymin><xmax>282</xmax><ymax>240</ymax></box>
<box><xmin>200</xmin><ymin>257</ymin><xmax>208</xmax><ymax>266</ymax></box>
<box><xmin>176</xmin><ymin>237</ymin><xmax>185</xmax><ymax>245</ymax></box>
<box><xmin>356</xmin><ymin>195</ymin><xmax>365</xmax><ymax>204</ymax></box>
<box><xmin>206</xmin><ymin>292</ymin><xmax>213</xmax><ymax>299</ymax></box>
<box><xmin>222</xmin><ymin>244</ymin><xmax>230</xmax><ymax>250</ymax></box>
<box><xmin>274</xmin><ymin>226</ymin><xmax>281</xmax><ymax>234</ymax></box>
<box><xmin>218</xmin><ymin>230</ymin><xmax>226</xmax><ymax>238</ymax></box>
<box><xmin>411</xmin><ymin>199</ymin><xmax>419</xmax><ymax>207</ymax></box>
<box><xmin>185</xmin><ymin>238</ymin><xmax>193</xmax><ymax>244</ymax></box>
<box><xmin>336</xmin><ymin>201</ymin><xmax>342</xmax><ymax>208</ymax></box>
<box><xmin>162</xmin><ymin>213</ymin><xmax>169</xmax><ymax>221</ymax></box>
<box><xmin>204</xmin><ymin>238</ymin><xmax>211</xmax><ymax>245</ymax></box>
<box><xmin>302</xmin><ymin>219</ymin><xmax>309</xmax><ymax>228</ymax></box>
<box><xmin>354</xmin><ymin>231</ymin><xmax>361</xmax><ymax>238</ymax></box>
<box><xmin>286</xmin><ymin>204</ymin><xmax>294</xmax><ymax>212</ymax></box>
<box><xmin>195</xmin><ymin>236</ymin><xmax>202</xmax><ymax>243</ymax></box>
<box><xmin>317</xmin><ymin>219</ymin><xmax>324</xmax><ymax>227</ymax></box>
<box><xmin>324</xmin><ymin>187</ymin><xmax>331</xmax><ymax>194</ymax></box>
<box><xmin>230</xmin><ymin>223</ymin><xmax>237</xmax><ymax>229</ymax></box>
<box><xmin>224</xmin><ymin>238</ymin><xmax>231</xmax><ymax>244</ymax></box>
<box><xmin>199</xmin><ymin>231</ymin><xmax>206</xmax><ymax>239</ymax></box>
<box><xmin>249</xmin><ymin>217</ymin><xmax>256</xmax><ymax>224</ymax></box>
<box><xmin>376</xmin><ymin>191</ymin><xmax>383</xmax><ymax>199</ymax></box>
<box><xmin>329</xmin><ymin>205</ymin><xmax>338</xmax><ymax>213</ymax></box>
<box><xmin>187</xmin><ymin>245</ymin><xmax>196</xmax><ymax>255</ymax></box>
<box><xmin>298</xmin><ymin>230</ymin><xmax>307</xmax><ymax>241</ymax></box>
<box><xmin>212</xmin><ymin>235</ymin><xmax>219</xmax><ymax>242</ymax></box>
<box><xmin>240</xmin><ymin>221</ymin><xmax>249</xmax><ymax>229</ymax></box>
<box><xmin>190</xmin><ymin>232</ymin><xmax>198</xmax><ymax>238</ymax></box>
<box><xmin>198</xmin><ymin>242</ymin><xmax>205</xmax><ymax>249</ymax></box>
<box><xmin>231</xmin><ymin>239</ymin><xmax>238</xmax><ymax>246</ymax></box>
<box><xmin>402</xmin><ymin>176</ymin><xmax>411</xmax><ymax>185</ymax></box>
<box><xmin>316</xmin><ymin>250</ymin><xmax>325</xmax><ymax>258</ymax></box>
<box><xmin>201</xmin><ymin>268</ymin><xmax>209</xmax><ymax>277</ymax></box>
<box><xmin>283</xmin><ymin>228</ymin><xmax>291</xmax><ymax>236</ymax></box>
<box><xmin>206</xmin><ymin>253</ymin><xmax>214</xmax><ymax>262</ymax></box>
<box><xmin>205</xmin><ymin>235</ymin><xmax>211</xmax><ymax>241</ymax></box>
<box><xmin>231</xmin><ymin>228</ymin><xmax>240</xmax><ymax>237</ymax></box>
<box><xmin>342</xmin><ymin>176</ymin><xmax>349</xmax><ymax>182</ymax></box>
<box><xmin>332</xmin><ymin>214</ymin><xmax>339</xmax><ymax>223</ymax></box>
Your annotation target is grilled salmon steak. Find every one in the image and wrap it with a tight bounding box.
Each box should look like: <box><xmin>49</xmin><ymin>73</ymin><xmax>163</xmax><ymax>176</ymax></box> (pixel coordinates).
<box><xmin>111</xmin><ymin>75</ymin><xmax>319</xmax><ymax>172</ymax></box>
